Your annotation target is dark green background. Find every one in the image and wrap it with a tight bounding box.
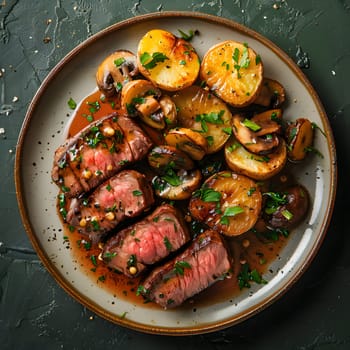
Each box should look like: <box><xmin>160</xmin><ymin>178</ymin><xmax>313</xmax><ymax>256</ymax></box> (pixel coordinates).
<box><xmin>1</xmin><ymin>0</ymin><xmax>349</xmax><ymax>348</ymax></box>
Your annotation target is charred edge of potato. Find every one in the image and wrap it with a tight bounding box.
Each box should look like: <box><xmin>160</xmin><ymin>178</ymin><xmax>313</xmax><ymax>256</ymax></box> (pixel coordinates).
<box><xmin>137</xmin><ymin>29</ymin><xmax>200</xmax><ymax>91</ymax></box>
<box><xmin>285</xmin><ymin>118</ymin><xmax>314</xmax><ymax>161</ymax></box>
<box><xmin>224</xmin><ymin>136</ymin><xmax>287</xmax><ymax>180</ymax></box>
<box><xmin>165</xmin><ymin>128</ymin><xmax>208</xmax><ymax>161</ymax></box>
<box><xmin>200</xmin><ymin>40</ymin><xmax>264</xmax><ymax>107</ymax></box>
<box><xmin>253</xmin><ymin>78</ymin><xmax>286</xmax><ymax>108</ymax></box>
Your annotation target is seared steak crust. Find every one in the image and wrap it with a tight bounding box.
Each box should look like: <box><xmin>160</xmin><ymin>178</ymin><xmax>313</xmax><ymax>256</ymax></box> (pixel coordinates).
<box><xmin>52</xmin><ymin>113</ymin><xmax>152</xmax><ymax>198</ymax></box>
<box><xmin>140</xmin><ymin>230</ymin><xmax>232</xmax><ymax>308</ymax></box>
<box><xmin>102</xmin><ymin>204</ymin><xmax>190</xmax><ymax>277</ymax></box>
<box><xmin>65</xmin><ymin>170</ymin><xmax>154</xmax><ymax>243</ymax></box>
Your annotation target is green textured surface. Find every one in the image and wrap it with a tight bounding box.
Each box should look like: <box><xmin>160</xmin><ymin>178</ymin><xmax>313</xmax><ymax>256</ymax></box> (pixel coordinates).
<box><xmin>1</xmin><ymin>0</ymin><xmax>349</xmax><ymax>348</ymax></box>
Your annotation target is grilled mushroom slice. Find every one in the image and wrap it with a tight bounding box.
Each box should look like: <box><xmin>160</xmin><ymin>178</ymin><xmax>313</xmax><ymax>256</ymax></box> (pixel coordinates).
<box><xmin>285</xmin><ymin>118</ymin><xmax>314</xmax><ymax>161</ymax></box>
<box><xmin>224</xmin><ymin>136</ymin><xmax>287</xmax><ymax>180</ymax></box>
<box><xmin>96</xmin><ymin>50</ymin><xmax>139</xmax><ymax>97</ymax></box>
<box><xmin>253</xmin><ymin>78</ymin><xmax>286</xmax><ymax>108</ymax></box>
<box><xmin>153</xmin><ymin>169</ymin><xmax>202</xmax><ymax>200</ymax></box>
<box><xmin>232</xmin><ymin>109</ymin><xmax>282</xmax><ymax>155</ymax></box>
<box><xmin>165</xmin><ymin>128</ymin><xmax>208</xmax><ymax>161</ymax></box>
<box><xmin>148</xmin><ymin>145</ymin><xmax>194</xmax><ymax>172</ymax></box>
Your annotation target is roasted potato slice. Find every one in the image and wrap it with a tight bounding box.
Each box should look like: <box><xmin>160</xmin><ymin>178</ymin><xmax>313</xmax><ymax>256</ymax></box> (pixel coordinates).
<box><xmin>172</xmin><ymin>86</ymin><xmax>232</xmax><ymax>153</ymax></box>
<box><xmin>165</xmin><ymin>128</ymin><xmax>208</xmax><ymax>160</ymax></box>
<box><xmin>189</xmin><ymin>171</ymin><xmax>262</xmax><ymax>236</ymax></box>
<box><xmin>224</xmin><ymin>136</ymin><xmax>287</xmax><ymax>180</ymax></box>
<box><xmin>253</xmin><ymin>78</ymin><xmax>286</xmax><ymax>108</ymax></box>
<box><xmin>148</xmin><ymin>145</ymin><xmax>194</xmax><ymax>172</ymax></box>
<box><xmin>137</xmin><ymin>29</ymin><xmax>200</xmax><ymax>91</ymax></box>
<box><xmin>200</xmin><ymin>40</ymin><xmax>264</xmax><ymax>107</ymax></box>
<box><xmin>285</xmin><ymin>118</ymin><xmax>314</xmax><ymax>161</ymax></box>
<box><xmin>153</xmin><ymin>169</ymin><xmax>202</xmax><ymax>200</ymax></box>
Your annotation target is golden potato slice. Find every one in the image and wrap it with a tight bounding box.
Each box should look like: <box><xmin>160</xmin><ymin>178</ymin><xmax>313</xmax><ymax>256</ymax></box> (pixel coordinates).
<box><xmin>189</xmin><ymin>171</ymin><xmax>262</xmax><ymax>236</ymax></box>
<box><xmin>172</xmin><ymin>86</ymin><xmax>232</xmax><ymax>153</ymax></box>
<box><xmin>224</xmin><ymin>136</ymin><xmax>287</xmax><ymax>180</ymax></box>
<box><xmin>137</xmin><ymin>29</ymin><xmax>200</xmax><ymax>91</ymax></box>
<box><xmin>200</xmin><ymin>40</ymin><xmax>264</xmax><ymax>107</ymax></box>
<box><xmin>165</xmin><ymin>128</ymin><xmax>208</xmax><ymax>160</ymax></box>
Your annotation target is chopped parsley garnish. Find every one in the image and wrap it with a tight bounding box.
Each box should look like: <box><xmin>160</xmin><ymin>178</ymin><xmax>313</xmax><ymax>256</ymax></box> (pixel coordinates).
<box><xmin>238</xmin><ymin>263</ymin><xmax>267</xmax><ymax>289</ymax></box>
<box><xmin>242</xmin><ymin>118</ymin><xmax>261</xmax><ymax>132</ymax></box>
<box><xmin>103</xmin><ymin>252</ymin><xmax>117</xmax><ymax>261</ymax></box>
<box><xmin>255</xmin><ymin>54</ymin><xmax>262</xmax><ymax>65</ymax></box>
<box><xmin>220</xmin><ymin>206</ymin><xmax>244</xmax><ymax>225</ymax></box>
<box><xmin>87</xmin><ymin>100</ymin><xmax>100</xmax><ymax>114</ymax></box>
<box><xmin>58</xmin><ymin>193</ymin><xmax>67</xmax><ymax>220</ymax></box>
<box><xmin>67</xmin><ymin>97</ymin><xmax>77</xmax><ymax>110</ymax></box>
<box><xmin>227</xmin><ymin>141</ymin><xmax>241</xmax><ymax>152</ymax></box>
<box><xmin>132</xmin><ymin>190</ymin><xmax>143</xmax><ymax>196</ymax></box>
<box><xmin>91</xmin><ymin>219</ymin><xmax>100</xmax><ymax>231</ymax></box>
<box><xmin>127</xmin><ymin>254</ymin><xmax>137</xmax><ymax>268</ymax></box>
<box><xmin>114</xmin><ymin>57</ymin><xmax>126</xmax><ymax>67</ymax></box>
<box><xmin>173</xmin><ymin>261</ymin><xmax>191</xmax><ymax>276</ymax></box>
<box><xmin>195</xmin><ymin>110</ymin><xmax>225</xmax><ymax>133</ymax></box>
<box><xmin>140</xmin><ymin>52</ymin><xmax>169</xmax><ymax>69</ymax></box>
<box><xmin>163</xmin><ymin>236</ymin><xmax>173</xmax><ymax>251</ymax></box>
<box><xmin>90</xmin><ymin>255</ymin><xmax>97</xmax><ymax>267</ymax></box>
<box><xmin>193</xmin><ymin>186</ymin><xmax>221</xmax><ymax>203</ymax></box>
<box><xmin>247</xmin><ymin>187</ymin><xmax>256</xmax><ymax>196</ymax></box>
<box><xmin>304</xmin><ymin>146</ymin><xmax>324</xmax><ymax>158</ymax></box>
<box><xmin>231</xmin><ymin>46</ymin><xmax>251</xmax><ymax>78</ymax></box>
<box><xmin>178</xmin><ymin>29</ymin><xmax>198</xmax><ymax>41</ymax></box>
<box><xmin>263</xmin><ymin>191</ymin><xmax>288</xmax><ymax>215</ymax></box>
<box><xmin>281</xmin><ymin>209</ymin><xmax>293</xmax><ymax>221</ymax></box>
<box><xmin>136</xmin><ymin>285</ymin><xmax>149</xmax><ymax>296</ymax></box>
<box><xmin>85</xmin><ymin>126</ymin><xmax>105</xmax><ymax>148</ymax></box>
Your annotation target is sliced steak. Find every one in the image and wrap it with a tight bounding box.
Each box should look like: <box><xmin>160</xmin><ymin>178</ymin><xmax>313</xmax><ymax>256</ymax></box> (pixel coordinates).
<box><xmin>65</xmin><ymin>170</ymin><xmax>154</xmax><ymax>243</ymax></box>
<box><xmin>52</xmin><ymin>113</ymin><xmax>152</xmax><ymax>198</ymax></box>
<box><xmin>139</xmin><ymin>230</ymin><xmax>232</xmax><ymax>308</ymax></box>
<box><xmin>102</xmin><ymin>204</ymin><xmax>190</xmax><ymax>277</ymax></box>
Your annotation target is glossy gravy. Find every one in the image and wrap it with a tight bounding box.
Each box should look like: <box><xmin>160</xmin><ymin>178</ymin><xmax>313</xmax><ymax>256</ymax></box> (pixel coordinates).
<box><xmin>62</xmin><ymin>90</ymin><xmax>290</xmax><ymax>310</ymax></box>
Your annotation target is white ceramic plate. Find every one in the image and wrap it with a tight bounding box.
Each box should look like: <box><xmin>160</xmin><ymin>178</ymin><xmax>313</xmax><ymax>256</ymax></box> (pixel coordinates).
<box><xmin>15</xmin><ymin>12</ymin><xmax>337</xmax><ymax>335</ymax></box>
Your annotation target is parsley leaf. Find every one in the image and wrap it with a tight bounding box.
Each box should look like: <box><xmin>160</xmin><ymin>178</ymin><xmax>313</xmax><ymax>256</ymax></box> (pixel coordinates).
<box><xmin>68</xmin><ymin>97</ymin><xmax>77</xmax><ymax>110</ymax></box>
<box><xmin>238</xmin><ymin>263</ymin><xmax>267</xmax><ymax>289</ymax></box>
<box><xmin>173</xmin><ymin>261</ymin><xmax>191</xmax><ymax>276</ymax></box>
<box><xmin>193</xmin><ymin>186</ymin><xmax>221</xmax><ymax>202</ymax></box>
<box><xmin>178</xmin><ymin>29</ymin><xmax>198</xmax><ymax>41</ymax></box>
<box><xmin>140</xmin><ymin>52</ymin><xmax>169</xmax><ymax>69</ymax></box>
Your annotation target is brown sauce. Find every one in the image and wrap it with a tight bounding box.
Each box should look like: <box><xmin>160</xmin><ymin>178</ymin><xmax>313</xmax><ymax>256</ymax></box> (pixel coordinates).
<box><xmin>61</xmin><ymin>89</ymin><xmax>292</xmax><ymax>310</ymax></box>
